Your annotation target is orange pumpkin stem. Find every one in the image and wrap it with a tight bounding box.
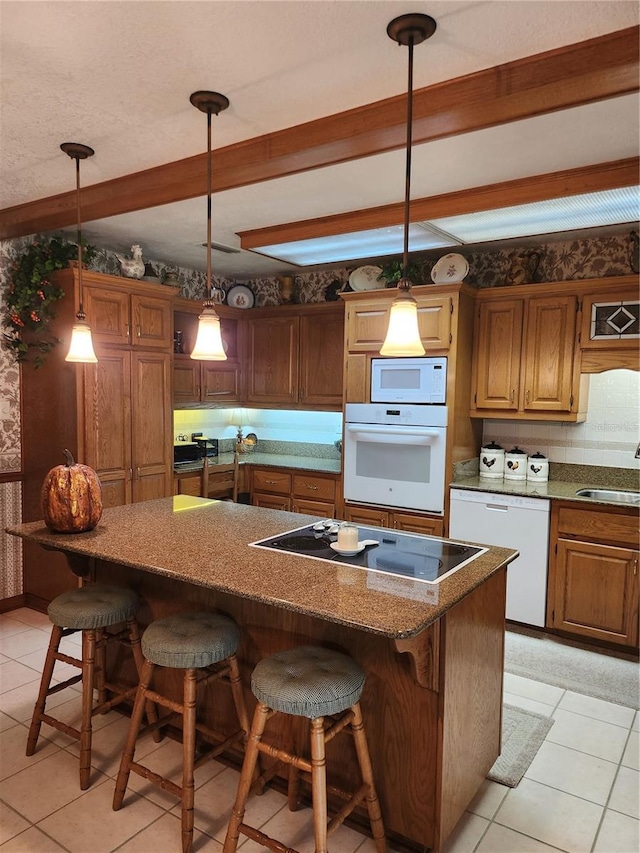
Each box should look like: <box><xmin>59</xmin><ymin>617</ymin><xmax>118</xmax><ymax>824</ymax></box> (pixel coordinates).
<box><xmin>63</xmin><ymin>449</ymin><xmax>75</xmax><ymax>467</ymax></box>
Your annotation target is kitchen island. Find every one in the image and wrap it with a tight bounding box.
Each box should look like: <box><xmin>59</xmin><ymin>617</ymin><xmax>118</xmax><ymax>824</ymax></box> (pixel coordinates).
<box><xmin>8</xmin><ymin>496</ymin><xmax>517</xmax><ymax>852</ymax></box>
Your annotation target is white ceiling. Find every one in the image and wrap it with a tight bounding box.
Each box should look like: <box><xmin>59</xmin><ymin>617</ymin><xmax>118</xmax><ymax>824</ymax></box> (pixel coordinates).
<box><xmin>1</xmin><ymin>1</ymin><xmax>638</xmax><ymax>278</ymax></box>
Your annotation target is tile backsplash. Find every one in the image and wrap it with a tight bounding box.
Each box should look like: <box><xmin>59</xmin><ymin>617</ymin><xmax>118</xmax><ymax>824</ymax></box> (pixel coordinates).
<box><xmin>483</xmin><ymin>369</ymin><xmax>640</xmax><ymax>470</ymax></box>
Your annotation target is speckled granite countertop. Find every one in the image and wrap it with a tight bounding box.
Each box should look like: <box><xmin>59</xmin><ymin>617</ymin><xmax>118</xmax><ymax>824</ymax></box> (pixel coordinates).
<box><xmin>450</xmin><ymin>476</ymin><xmax>640</xmax><ymax>508</ymax></box>
<box><xmin>174</xmin><ymin>453</ymin><xmax>341</xmax><ymax>476</ymax></box>
<box><xmin>7</xmin><ymin>497</ymin><xmax>515</xmax><ymax>639</ymax></box>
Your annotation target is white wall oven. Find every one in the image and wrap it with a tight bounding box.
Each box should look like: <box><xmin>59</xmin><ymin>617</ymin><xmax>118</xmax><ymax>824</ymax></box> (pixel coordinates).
<box><xmin>343</xmin><ymin>403</ymin><xmax>447</xmax><ymax>514</ymax></box>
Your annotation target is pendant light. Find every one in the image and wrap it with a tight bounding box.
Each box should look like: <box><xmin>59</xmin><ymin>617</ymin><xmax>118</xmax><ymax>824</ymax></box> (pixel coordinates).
<box><xmin>190</xmin><ymin>90</ymin><xmax>229</xmax><ymax>360</ymax></box>
<box><xmin>380</xmin><ymin>13</ymin><xmax>436</xmax><ymax>357</ymax></box>
<box><xmin>62</xmin><ymin>142</ymin><xmax>98</xmax><ymax>363</ymax></box>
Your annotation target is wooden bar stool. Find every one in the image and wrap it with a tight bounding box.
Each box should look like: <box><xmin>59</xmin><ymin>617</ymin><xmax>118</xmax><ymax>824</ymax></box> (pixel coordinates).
<box><xmin>223</xmin><ymin>645</ymin><xmax>386</xmax><ymax>853</ymax></box>
<box><xmin>27</xmin><ymin>583</ymin><xmax>156</xmax><ymax>790</ymax></box>
<box><xmin>113</xmin><ymin>611</ymin><xmax>251</xmax><ymax>853</ymax></box>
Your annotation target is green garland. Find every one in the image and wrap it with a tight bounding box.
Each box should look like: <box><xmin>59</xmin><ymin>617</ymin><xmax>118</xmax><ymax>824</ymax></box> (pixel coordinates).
<box><xmin>2</xmin><ymin>235</ymin><xmax>96</xmax><ymax>366</ymax></box>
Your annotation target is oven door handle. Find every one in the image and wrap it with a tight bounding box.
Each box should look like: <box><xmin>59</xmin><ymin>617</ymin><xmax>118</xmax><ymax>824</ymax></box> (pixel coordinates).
<box><xmin>346</xmin><ymin>424</ymin><xmax>441</xmax><ymax>443</ymax></box>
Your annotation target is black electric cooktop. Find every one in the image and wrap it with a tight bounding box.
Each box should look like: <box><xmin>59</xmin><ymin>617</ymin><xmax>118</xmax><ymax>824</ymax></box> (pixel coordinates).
<box><xmin>250</xmin><ymin>522</ymin><xmax>486</xmax><ymax>584</ymax></box>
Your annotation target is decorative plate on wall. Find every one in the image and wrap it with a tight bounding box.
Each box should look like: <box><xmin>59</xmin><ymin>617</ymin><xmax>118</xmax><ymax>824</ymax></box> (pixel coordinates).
<box><xmin>226</xmin><ymin>284</ymin><xmax>255</xmax><ymax>309</ymax></box>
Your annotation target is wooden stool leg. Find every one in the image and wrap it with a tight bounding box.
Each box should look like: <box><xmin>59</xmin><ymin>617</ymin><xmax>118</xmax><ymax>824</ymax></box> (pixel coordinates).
<box><xmin>350</xmin><ymin>703</ymin><xmax>386</xmax><ymax>853</ymax></box>
<box><xmin>126</xmin><ymin>618</ymin><xmax>161</xmax><ymax>741</ymax></box>
<box><xmin>26</xmin><ymin>625</ymin><xmax>63</xmax><ymax>756</ymax></box>
<box><xmin>227</xmin><ymin>654</ymin><xmax>250</xmax><ymax>738</ymax></box>
<box><xmin>95</xmin><ymin>628</ymin><xmax>107</xmax><ymax>707</ymax></box>
<box><xmin>223</xmin><ymin>702</ymin><xmax>270</xmax><ymax>853</ymax></box>
<box><xmin>310</xmin><ymin>717</ymin><xmax>328</xmax><ymax>853</ymax></box>
<box><xmin>182</xmin><ymin>669</ymin><xmax>197</xmax><ymax>853</ymax></box>
<box><xmin>287</xmin><ymin>763</ymin><xmax>300</xmax><ymax>811</ymax></box>
<box><xmin>79</xmin><ymin>629</ymin><xmax>97</xmax><ymax>790</ymax></box>
<box><xmin>113</xmin><ymin>659</ymin><xmax>154</xmax><ymax>811</ymax></box>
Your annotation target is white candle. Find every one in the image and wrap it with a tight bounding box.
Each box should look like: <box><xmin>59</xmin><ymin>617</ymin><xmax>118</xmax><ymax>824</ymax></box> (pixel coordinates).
<box><xmin>337</xmin><ymin>523</ymin><xmax>358</xmax><ymax>550</ymax></box>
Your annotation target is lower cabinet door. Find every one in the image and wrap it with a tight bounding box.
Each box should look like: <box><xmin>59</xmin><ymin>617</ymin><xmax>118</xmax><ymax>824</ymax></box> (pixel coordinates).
<box><xmin>552</xmin><ymin>538</ymin><xmax>639</xmax><ymax>648</ymax></box>
<box><xmin>343</xmin><ymin>505</ymin><xmax>390</xmax><ymax>527</ymax></box>
<box><xmin>392</xmin><ymin>512</ymin><xmax>444</xmax><ymax>537</ymax></box>
<box><xmin>292</xmin><ymin>498</ymin><xmax>335</xmax><ymax>518</ymax></box>
<box><xmin>253</xmin><ymin>492</ymin><xmax>291</xmax><ymax>511</ymax></box>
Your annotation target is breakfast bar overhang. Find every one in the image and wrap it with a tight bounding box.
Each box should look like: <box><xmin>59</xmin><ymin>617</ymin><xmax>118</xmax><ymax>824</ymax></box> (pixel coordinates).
<box><xmin>8</xmin><ymin>496</ymin><xmax>517</xmax><ymax>852</ymax></box>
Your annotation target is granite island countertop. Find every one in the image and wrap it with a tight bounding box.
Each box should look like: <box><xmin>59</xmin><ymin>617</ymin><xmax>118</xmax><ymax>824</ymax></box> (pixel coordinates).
<box><xmin>7</xmin><ymin>497</ymin><xmax>516</xmax><ymax>640</ymax></box>
<box><xmin>174</xmin><ymin>452</ymin><xmax>341</xmax><ymax>476</ymax></box>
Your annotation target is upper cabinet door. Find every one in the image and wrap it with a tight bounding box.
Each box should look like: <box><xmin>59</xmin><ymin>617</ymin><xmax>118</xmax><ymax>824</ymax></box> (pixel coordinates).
<box><xmin>130</xmin><ymin>351</ymin><xmax>172</xmax><ymax>502</ymax></box>
<box><xmin>131</xmin><ymin>294</ymin><xmax>173</xmax><ymax>349</ymax></box>
<box><xmin>522</xmin><ymin>295</ymin><xmax>577</xmax><ymax>412</ymax></box>
<box><xmin>84</xmin><ymin>285</ymin><xmax>130</xmax><ymax>346</ymax></box>
<box><xmin>201</xmin><ymin>361</ymin><xmax>242</xmax><ymax>403</ymax></box>
<box><xmin>299</xmin><ymin>312</ymin><xmax>344</xmax><ymax>407</ymax></box>
<box><xmin>473</xmin><ymin>299</ymin><xmax>523</xmax><ymax>410</ymax></box>
<box><xmin>417</xmin><ymin>296</ymin><xmax>452</xmax><ymax>349</ymax></box>
<box><xmin>246</xmin><ymin>316</ymin><xmax>299</xmax><ymax>404</ymax></box>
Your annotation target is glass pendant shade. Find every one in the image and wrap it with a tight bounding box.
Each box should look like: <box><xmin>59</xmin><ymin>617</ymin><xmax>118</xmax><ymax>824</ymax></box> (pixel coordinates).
<box><xmin>65</xmin><ymin>315</ymin><xmax>98</xmax><ymax>363</ymax></box>
<box><xmin>380</xmin><ymin>290</ymin><xmax>425</xmax><ymax>356</ymax></box>
<box><xmin>191</xmin><ymin>306</ymin><xmax>226</xmax><ymax>360</ymax></box>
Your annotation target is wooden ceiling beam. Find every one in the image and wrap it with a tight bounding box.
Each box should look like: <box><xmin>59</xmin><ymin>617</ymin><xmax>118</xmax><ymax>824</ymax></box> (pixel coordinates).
<box><xmin>0</xmin><ymin>25</ymin><xmax>637</xmax><ymax>240</ymax></box>
<box><xmin>238</xmin><ymin>159</ymin><xmax>640</xmax><ymax>247</ymax></box>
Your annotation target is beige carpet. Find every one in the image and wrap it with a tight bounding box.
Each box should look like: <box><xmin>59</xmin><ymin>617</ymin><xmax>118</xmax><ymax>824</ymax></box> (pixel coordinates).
<box><xmin>487</xmin><ymin>704</ymin><xmax>554</xmax><ymax>788</ymax></box>
<box><xmin>504</xmin><ymin>627</ymin><xmax>639</xmax><ymax>710</ymax></box>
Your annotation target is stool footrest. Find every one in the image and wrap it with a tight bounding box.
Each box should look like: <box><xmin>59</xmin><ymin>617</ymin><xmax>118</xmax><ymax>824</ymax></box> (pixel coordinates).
<box><xmin>129</xmin><ymin>761</ymin><xmax>182</xmax><ymax>799</ymax></box>
<box><xmin>238</xmin><ymin>822</ymin><xmax>298</xmax><ymax>853</ymax></box>
<box><xmin>327</xmin><ymin>782</ymin><xmax>369</xmax><ymax>835</ymax></box>
<box><xmin>257</xmin><ymin>741</ymin><xmax>311</xmax><ymax>773</ymax></box>
<box><xmin>38</xmin><ymin>712</ymin><xmax>81</xmax><ymax>742</ymax></box>
<box><xmin>192</xmin><ymin>728</ymin><xmax>245</xmax><ymax>771</ymax></box>
<box><xmin>93</xmin><ymin>685</ymin><xmax>138</xmax><ymax>716</ymax></box>
<box><xmin>47</xmin><ymin>674</ymin><xmax>83</xmax><ymax>695</ymax></box>
<box><xmin>54</xmin><ymin>650</ymin><xmax>82</xmax><ymax>668</ymax></box>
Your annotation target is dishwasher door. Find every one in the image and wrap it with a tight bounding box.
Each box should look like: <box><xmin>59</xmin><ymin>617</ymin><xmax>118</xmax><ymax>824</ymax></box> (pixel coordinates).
<box><xmin>449</xmin><ymin>488</ymin><xmax>550</xmax><ymax>627</ymax></box>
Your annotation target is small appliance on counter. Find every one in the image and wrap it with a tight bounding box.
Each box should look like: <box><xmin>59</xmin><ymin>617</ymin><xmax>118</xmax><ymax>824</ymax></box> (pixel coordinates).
<box><xmin>173</xmin><ymin>442</ymin><xmax>200</xmax><ymax>467</ymax></box>
<box><xmin>527</xmin><ymin>452</ymin><xmax>549</xmax><ymax>482</ymax></box>
<box><xmin>479</xmin><ymin>441</ymin><xmax>505</xmax><ymax>479</ymax></box>
<box><xmin>504</xmin><ymin>446</ymin><xmax>527</xmax><ymax>481</ymax></box>
<box><xmin>191</xmin><ymin>433</ymin><xmax>219</xmax><ymax>458</ymax></box>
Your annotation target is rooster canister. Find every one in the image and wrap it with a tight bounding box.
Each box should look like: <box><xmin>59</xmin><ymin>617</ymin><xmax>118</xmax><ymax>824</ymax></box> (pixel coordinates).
<box><xmin>527</xmin><ymin>451</ymin><xmax>549</xmax><ymax>483</ymax></box>
<box><xmin>479</xmin><ymin>441</ymin><xmax>505</xmax><ymax>479</ymax></box>
<box><xmin>504</xmin><ymin>446</ymin><xmax>527</xmax><ymax>481</ymax></box>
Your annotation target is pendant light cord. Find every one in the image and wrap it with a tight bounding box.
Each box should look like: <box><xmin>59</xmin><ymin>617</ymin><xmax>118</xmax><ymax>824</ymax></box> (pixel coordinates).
<box><xmin>206</xmin><ymin>108</ymin><xmax>212</xmax><ymax>303</ymax></box>
<box><xmin>403</xmin><ymin>36</ymin><xmax>414</xmax><ymax>284</ymax></box>
<box><xmin>74</xmin><ymin>156</ymin><xmax>85</xmax><ymax>317</ymax></box>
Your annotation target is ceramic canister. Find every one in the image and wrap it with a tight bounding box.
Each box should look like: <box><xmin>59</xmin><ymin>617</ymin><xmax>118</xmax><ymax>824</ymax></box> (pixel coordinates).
<box><xmin>479</xmin><ymin>441</ymin><xmax>505</xmax><ymax>479</ymax></box>
<box><xmin>527</xmin><ymin>451</ymin><xmax>549</xmax><ymax>482</ymax></box>
<box><xmin>504</xmin><ymin>446</ymin><xmax>527</xmax><ymax>481</ymax></box>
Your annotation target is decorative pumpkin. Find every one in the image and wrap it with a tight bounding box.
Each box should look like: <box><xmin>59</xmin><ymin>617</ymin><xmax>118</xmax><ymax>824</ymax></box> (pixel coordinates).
<box><xmin>41</xmin><ymin>450</ymin><xmax>103</xmax><ymax>533</ymax></box>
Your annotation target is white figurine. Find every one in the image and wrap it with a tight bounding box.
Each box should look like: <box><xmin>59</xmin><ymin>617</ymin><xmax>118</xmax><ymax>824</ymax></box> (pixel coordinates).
<box><xmin>114</xmin><ymin>244</ymin><xmax>145</xmax><ymax>279</ymax></box>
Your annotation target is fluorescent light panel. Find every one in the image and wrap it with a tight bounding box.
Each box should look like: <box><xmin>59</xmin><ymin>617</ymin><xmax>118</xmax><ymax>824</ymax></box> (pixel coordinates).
<box><xmin>428</xmin><ymin>187</ymin><xmax>640</xmax><ymax>243</ymax></box>
<box><xmin>255</xmin><ymin>223</ymin><xmax>453</xmax><ymax>265</ymax></box>
<box><xmin>251</xmin><ymin>186</ymin><xmax>640</xmax><ymax>266</ymax></box>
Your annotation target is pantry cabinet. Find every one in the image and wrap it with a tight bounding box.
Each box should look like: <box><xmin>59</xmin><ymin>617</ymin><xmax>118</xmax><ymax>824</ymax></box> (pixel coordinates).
<box><xmin>547</xmin><ymin>501</ymin><xmax>639</xmax><ymax>650</ymax></box>
<box><xmin>245</xmin><ymin>303</ymin><xmax>344</xmax><ymax>409</ymax></box>
<box><xmin>21</xmin><ymin>269</ymin><xmax>177</xmax><ymax>609</ymax></box>
<box><xmin>471</xmin><ymin>286</ymin><xmax>586</xmax><ymax>421</ymax></box>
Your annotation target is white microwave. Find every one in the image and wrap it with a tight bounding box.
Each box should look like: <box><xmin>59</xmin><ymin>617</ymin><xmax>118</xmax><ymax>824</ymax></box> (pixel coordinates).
<box><xmin>370</xmin><ymin>357</ymin><xmax>447</xmax><ymax>404</ymax></box>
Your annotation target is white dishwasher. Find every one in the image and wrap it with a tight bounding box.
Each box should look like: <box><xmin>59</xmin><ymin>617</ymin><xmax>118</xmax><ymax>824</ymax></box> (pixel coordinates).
<box><xmin>449</xmin><ymin>488</ymin><xmax>550</xmax><ymax>627</ymax></box>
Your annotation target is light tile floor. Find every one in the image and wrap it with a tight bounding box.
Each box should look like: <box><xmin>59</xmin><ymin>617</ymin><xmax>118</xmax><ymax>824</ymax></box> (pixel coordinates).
<box><xmin>0</xmin><ymin>607</ymin><xmax>638</xmax><ymax>853</ymax></box>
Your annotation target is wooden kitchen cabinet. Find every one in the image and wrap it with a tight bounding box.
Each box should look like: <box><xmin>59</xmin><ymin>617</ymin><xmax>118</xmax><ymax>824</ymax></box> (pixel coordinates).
<box><xmin>21</xmin><ymin>269</ymin><xmax>175</xmax><ymax>608</ymax></box>
<box><xmin>84</xmin><ymin>278</ymin><xmax>174</xmax><ymax>349</ymax></box>
<box><xmin>345</xmin><ymin>292</ymin><xmax>451</xmax><ymax>353</ymax></box>
<box><xmin>173</xmin><ymin>298</ymin><xmax>242</xmax><ymax>406</ymax></box>
<box><xmin>547</xmin><ymin>501</ymin><xmax>639</xmax><ymax>649</ymax></box>
<box><xmin>471</xmin><ymin>286</ymin><xmax>586</xmax><ymax>420</ymax></box>
<box><xmin>251</xmin><ymin>467</ymin><xmax>292</xmax><ymax>510</ymax></box>
<box><xmin>291</xmin><ymin>472</ymin><xmax>339</xmax><ymax>518</ymax></box>
<box><xmin>343</xmin><ymin>503</ymin><xmax>444</xmax><ymax>537</ymax></box>
<box><xmin>579</xmin><ymin>279</ymin><xmax>640</xmax><ymax>373</ymax></box>
<box><xmin>245</xmin><ymin>303</ymin><xmax>344</xmax><ymax>409</ymax></box>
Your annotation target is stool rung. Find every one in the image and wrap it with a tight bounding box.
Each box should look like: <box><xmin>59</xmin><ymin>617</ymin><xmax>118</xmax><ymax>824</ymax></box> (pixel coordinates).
<box><xmin>196</xmin><ymin>664</ymin><xmax>231</xmax><ymax>690</ymax></box>
<box><xmin>139</xmin><ymin>712</ymin><xmax>179</xmax><ymax>739</ymax></box>
<box><xmin>54</xmin><ymin>651</ymin><xmax>82</xmax><ymax>668</ymax></box>
<box><xmin>38</xmin><ymin>712</ymin><xmax>81</xmax><ymax>742</ymax></box>
<box><xmin>256</xmin><ymin>741</ymin><xmax>311</xmax><ymax>773</ymax></box>
<box><xmin>46</xmin><ymin>673</ymin><xmax>83</xmax><ymax>695</ymax></box>
<box><xmin>142</xmin><ymin>687</ymin><xmax>185</xmax><ymax>714</ymax></box>
<box><xmin>92</xmin><ymin>685</ymin><xmax>138</xmax><ymax>716</ymax></box>
<box><xmin>327</xmin><ymin>782</ymin><xmax>369</xmax><ymax>835</ymax></box>
<box><xmin>324</xmin><ymin>711</ymin><xmax>354</xmax><ymax>744</ymax></box>
<box><xmin>238</xmin><ymin>822</ymin><xmax>298</xmax><ymax>853</ymax></box>
<box><xmin>129</xmin><ymin>761</ymin><xmax>182</xmax><ymax>799</ymax></box>
<box><xmin>192</xmin><ymin>728</ymin><xmax>245</xmax><ymax>771</ymax></box>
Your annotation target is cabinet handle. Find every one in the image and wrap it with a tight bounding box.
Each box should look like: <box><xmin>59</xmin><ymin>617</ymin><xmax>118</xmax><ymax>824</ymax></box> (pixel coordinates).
<box><xmin>525</xmin><ymin>389</ymin><xmax>530</xmax><ymax>404</ymax></box>
<box><xmin>129</xmin><ymin>468</ymin><xmax>133</xmax><ymax>481</ymax></box>
<box><xmin>306</xmin><ymin>484</ymin><xmax>318</xmax><ymax>490</ymax></box>
<box><xmin>265</xmin><ymin>479</ymin><xmax>278</xmax><ymax>484</ymax></box>
<box><xmin>125</xmin><ymin>323</ymin><xmax>130</xmax><ymax>337</ymax></box>
<box><xmin>510</xmin><ymin>389</ymin><xmax>515</xmax><ymax>403</ymax></box>
<box><xmin>136</xmin><ymin>324</ymin><xmax>142</xmax><ymax>338</ymax></box>
<box><xmin>136</xmin><ymin>467</ymin><xmax>141</xmax><ymax>480</ymax></box>
<box><xmin>633</xmin><ymin>557</ymin><xmax>638</xmax><ymax>576</ymax></box>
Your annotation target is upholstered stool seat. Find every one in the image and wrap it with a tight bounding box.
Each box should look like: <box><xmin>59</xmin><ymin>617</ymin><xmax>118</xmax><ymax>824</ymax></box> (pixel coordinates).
<box><xmin>223</xmin><ymin>645</ymin><xmax>386</xmax><ymax>853</ymax></box>
<box><xmin>113</xmin><ymin>612</ymin><xmax>250</xmax><ymax>853</ymax></box>
<box><xmin>27</xmin><ymin>583</ymin><xmax>154</xmax><ymax>790</ymax></box>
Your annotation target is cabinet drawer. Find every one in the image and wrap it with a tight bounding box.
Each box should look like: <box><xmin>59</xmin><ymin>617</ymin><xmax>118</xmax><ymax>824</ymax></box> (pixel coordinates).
<box><xmin>557</xmin><ymin>506</ymin><xmax>639</xmax><ymax>547</ymax></box>
<box><xmin>292</xmin><ymin>498</ymin><xmax>336</xmax><ymax>518</ymax></box>
<box><xmin>293</xmin><ymin>474</ymin><xmax>336</xmax><ymax>502</ymax></box>
<box><xmin>252</xmin><ymin>469</ymin><xmax>292</xmax><ymax>495</ymax></box>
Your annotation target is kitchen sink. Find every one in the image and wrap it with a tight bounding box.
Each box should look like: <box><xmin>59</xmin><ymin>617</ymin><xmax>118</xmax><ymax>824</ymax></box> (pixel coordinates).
<box><xmin>575</xmin><ymin>488</ymin><xmax>640</xmax><ymax>504</ymax></box>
